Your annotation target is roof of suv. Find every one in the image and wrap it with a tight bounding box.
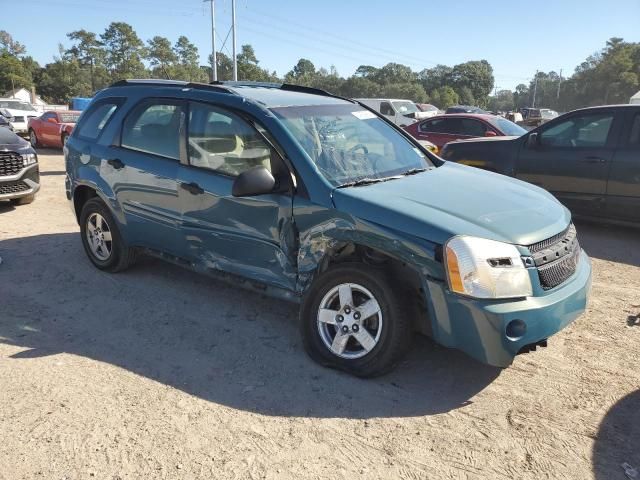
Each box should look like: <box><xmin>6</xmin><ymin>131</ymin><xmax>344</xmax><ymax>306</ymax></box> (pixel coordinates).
<box><xmin>107</xmin><ymin>79</ymin><xmax>352</xmax><ymax>108</ymax></box>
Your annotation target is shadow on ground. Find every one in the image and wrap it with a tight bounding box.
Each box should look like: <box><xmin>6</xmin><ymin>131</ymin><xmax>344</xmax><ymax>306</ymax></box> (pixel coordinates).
<box><xmin>593</xmin><ymin>389</ymin><xmax>640</xmax><ymax>480</ymax></box>
<box><xmin>574</xmin><ymin>220</ymin><xmax>640</xmax><ymax>267</ymax></box>
<box><xmin>0</xmin><ymin>232</ymin><xmax>500</xmax><ymax>419</ymax></box>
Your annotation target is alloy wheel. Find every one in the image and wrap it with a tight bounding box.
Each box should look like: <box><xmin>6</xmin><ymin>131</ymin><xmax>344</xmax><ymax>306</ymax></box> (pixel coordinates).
<box><xmin>316</xmin><ymin>283</ymin><xmax>383</xmax><ymax>359</ymax></box>
<box><xmin>85</xmin><ymin>212</ymin><xmax>113</xmax><ymax>261</ymax></box>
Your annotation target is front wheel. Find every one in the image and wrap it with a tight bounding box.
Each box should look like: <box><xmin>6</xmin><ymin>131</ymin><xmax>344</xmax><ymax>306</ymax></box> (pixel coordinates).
<box><xmin>29</xmin><ymin>129</ymin><xmax>39</xmax><ymax>148</ymax></box>
<box><xmin>79</xmin><ymin>197</ymin><xmax>136</xmax><ymax>272</ymax></box>
<box><xmin>300</xmin><ymin>263</ymin><xmax>412</xmax><ymax>377</ymax></box>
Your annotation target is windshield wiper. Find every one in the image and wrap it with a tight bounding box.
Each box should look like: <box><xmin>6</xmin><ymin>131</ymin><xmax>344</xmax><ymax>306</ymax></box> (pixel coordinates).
<box><xmin>402</xmin><ymin>167</ymin><xmax>431</xmax><ymax>176</ymax></box>
<box><xmin>336</xmin><ymin>176</ymin><xmax>400</xmax><ymax>188</ymax></box>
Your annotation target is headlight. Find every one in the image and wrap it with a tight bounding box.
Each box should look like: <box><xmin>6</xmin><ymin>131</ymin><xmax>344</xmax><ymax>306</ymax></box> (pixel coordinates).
<box><xmin>22</xmin><ymin>153</ymin><xmax>37</xmax><ymax>167</ymax></box>
<box><xmin>445</xmin><ymin>236</ymin><xmax>533</xmax><ymax>299</ymax></box>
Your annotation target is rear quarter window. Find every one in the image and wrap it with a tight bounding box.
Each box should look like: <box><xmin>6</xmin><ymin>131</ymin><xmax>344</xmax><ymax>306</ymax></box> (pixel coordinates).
<box><xmin>75</xmin><ymin>99</ymin><xmax>123</xmax><ymax>141</ymax></box>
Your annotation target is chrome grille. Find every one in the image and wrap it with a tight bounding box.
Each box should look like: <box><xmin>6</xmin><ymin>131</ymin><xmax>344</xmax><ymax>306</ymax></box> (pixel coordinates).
<box><xmin>527</xmin><ymin>224</ymin><xmax>580</xmax><ymax>290</ymax></box>
<box><xmin>0</xmin><ymin>152</ymin><xmax>23</xmax><ymax>176</ymax></box>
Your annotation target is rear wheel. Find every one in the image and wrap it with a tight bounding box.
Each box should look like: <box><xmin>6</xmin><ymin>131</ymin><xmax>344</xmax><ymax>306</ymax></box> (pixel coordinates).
<box><xmin>300</xmin><ymin>263</ymin><xmax>412</xmax><ymax>377</ymax></box>
<box><xmin>79</xmin><ymin>197</ymin><xmax>136</xmax><ymax>272</ymax></box>
<box><xmin>29</xmin><ymin>129</ymin><xmax>39</xmax><ymax>148</ymax></box>
<box><xmin>61</xmin><ymin>132</ymin><xmax>69</xmax><ymax>147</ymax></box>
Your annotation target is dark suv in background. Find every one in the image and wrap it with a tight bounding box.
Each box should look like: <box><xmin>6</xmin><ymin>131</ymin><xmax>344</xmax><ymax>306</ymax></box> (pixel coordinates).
<box><xmin>440</xmin><ymin>105</ymin><xmax>640</xmax><ymax>226</ymax></box>
<box><xmin>0</xmin><ymin>127</ymin><xmax>39</xmax><ymax>205</ymax></box>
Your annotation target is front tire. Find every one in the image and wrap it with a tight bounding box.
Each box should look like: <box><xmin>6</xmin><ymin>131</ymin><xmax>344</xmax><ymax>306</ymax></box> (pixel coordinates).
<box><xmin>29</xmin><ymin>129</ymin><xmax>39</xmax><ymax>148</ymax></box>
<box><xmin>300</xmin><ymin>263</ymin><xmax>412</xmax><ymax>377</ymax></box>
<box><xmin>79</xmin><ymin>197</ymin><xmax>135</xmax><ymax>272</ymax></box>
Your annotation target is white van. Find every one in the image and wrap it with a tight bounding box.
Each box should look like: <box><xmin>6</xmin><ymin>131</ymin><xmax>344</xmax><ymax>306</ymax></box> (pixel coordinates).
<box><xmin>355</xmin><ymin>98</ymin><xmax>430</xmax><ymax>127</ymax></box>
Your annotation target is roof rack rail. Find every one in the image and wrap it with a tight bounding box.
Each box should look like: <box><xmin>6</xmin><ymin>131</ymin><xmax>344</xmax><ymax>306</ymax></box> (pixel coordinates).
<box><xmin>109</xmin><ymin>79</ymin><xmax>235</xmax><ymax>94</ymax></box>
<box><xmin>209</xmin><ymin>80</ymin><xmax>356</xmax><ymax>104</ymax></box>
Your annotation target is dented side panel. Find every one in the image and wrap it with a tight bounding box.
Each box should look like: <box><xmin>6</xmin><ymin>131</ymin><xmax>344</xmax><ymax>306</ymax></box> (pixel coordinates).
<box><xmin>292</xmin><ymin>196</ymin><xmax>444</xmax><ymax>293</ymax></box>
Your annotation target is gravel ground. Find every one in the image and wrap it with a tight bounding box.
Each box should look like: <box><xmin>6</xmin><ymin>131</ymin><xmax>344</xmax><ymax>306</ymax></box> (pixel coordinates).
<box><xmin>0</xmin><ymin>151</ymin><xmax>638</xmax><ymax>480</ymax></box>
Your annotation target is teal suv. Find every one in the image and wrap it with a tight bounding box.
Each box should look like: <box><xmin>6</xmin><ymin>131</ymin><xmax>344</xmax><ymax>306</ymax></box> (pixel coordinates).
<box><xmin>65</xmin><ymin>80</ymin><xmax>592</xmax><ymax>377</ymax></box>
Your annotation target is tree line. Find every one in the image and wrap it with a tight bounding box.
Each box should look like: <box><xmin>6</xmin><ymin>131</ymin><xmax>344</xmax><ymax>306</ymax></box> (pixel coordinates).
<box><xmin>0</xmin><ymin>25</ymin><xmax>637</xmax><ymax>112</ymax></box>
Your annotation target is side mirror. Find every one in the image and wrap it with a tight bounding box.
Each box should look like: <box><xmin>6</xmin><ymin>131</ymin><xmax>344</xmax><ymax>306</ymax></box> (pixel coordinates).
<box><xmin>484</xmin><ymin>130</ymin><xmax>498</xmax><ymax>137</ymax></box>
<box><xmin>526</xmin><ymin>132</ymin><xmax>539</xmax><ymax>149</ymax></box>
<box><xmin>47</xmin><ymin>117</ymin><xmax>58</xmax><ymax>124</ymax></box>
<box><xmin>232</xmin><ymin>166</ymin><xmax>276</xmax><ymax>197</ymax></box>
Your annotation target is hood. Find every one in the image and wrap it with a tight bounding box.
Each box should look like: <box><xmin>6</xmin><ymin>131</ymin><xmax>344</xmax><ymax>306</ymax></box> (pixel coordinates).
<box><xmin>332</xmin><ymin>162</ymin><xmax>570</xmax><ymax>246</ymax></box>
<box><xmin>1</xmin><ymin>108</ymin><xmax>38</xmax><ymax>117</ymax></box>
<box><xmin>0</xmin><ymin>127</ymin><xmax>31</xmax><ymax>150</ymax></box>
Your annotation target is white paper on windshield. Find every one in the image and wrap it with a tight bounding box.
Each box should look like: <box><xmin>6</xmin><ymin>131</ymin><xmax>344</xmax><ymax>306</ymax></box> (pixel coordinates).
<box><xmin>351</xmin><ymin>110</ymin><xmax>377</xmax><ymax>120</ymax></box>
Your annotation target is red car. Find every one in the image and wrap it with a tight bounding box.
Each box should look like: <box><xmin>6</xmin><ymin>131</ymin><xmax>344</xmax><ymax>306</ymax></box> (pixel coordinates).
<box><xmin>28</xmin><ymin>110</ymin><xmax>82</xmax><ymax>148</ymax></box>
<box><xmin>404</xmin><ymin>113</ymin><xmax>526</xmax><ymax>152</ymax></box>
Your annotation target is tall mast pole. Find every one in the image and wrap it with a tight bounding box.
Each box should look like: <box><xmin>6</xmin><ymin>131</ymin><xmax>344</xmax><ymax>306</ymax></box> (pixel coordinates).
<box><xmin>232</xmin><ymin>0</ymin><xmax>237</xmax><ymax>81</ymax></box>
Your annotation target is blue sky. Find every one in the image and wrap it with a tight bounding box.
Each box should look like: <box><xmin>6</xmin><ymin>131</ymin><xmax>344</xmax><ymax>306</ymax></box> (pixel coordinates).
<box><xmin>5</xmin><ymin>0</ymin><xmax>640</xmax><ymax>90</ymax></box>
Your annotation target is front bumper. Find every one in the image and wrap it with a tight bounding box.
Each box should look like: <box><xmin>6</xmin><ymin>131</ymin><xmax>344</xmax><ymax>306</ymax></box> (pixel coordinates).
<box><xmin>11</xmin><ymin>122</ymin><xmax>28</xmax><ymax>135</ymax></box>
<box><xmin>423</xmin><ymin>250</ymin><xmax>592</xmax><ymax>367</ymax></box>
<box><xmin>0</xmin><ymin>164</ymin><xmax>40</xmax><ymax>200</ymax></box>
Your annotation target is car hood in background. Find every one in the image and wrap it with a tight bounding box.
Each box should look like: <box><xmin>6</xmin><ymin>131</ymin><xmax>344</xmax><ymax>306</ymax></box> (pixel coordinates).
<box><xmin>0</xmin><ymin>127</ymin><xmax>30</xmax><ymax>149</ymax></box>
<box><xmin>332</xmin><ymin>162</ymin><xmax>570</xmax><ymax>246</ymax></box>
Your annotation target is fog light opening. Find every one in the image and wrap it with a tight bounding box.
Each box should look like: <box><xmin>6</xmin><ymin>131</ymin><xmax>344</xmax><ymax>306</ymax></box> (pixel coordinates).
<box><xmin>506</xmin><ymin>319</ymin><xmax>527</xmax><ymax>341</ymax></box>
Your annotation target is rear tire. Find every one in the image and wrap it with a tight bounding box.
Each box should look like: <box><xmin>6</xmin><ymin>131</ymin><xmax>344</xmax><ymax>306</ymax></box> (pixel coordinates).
<box><xmin>300</xmin><ymin>262</ymin><xmax>412</xmax><ymax>377</ymax></box>
<box><xmin>10</xmin><ymin>194</ymin><xmax>35</xmax><ymax>205</ymax></box>
<box><xmin>79</xmin><ymin>197</ymin><xmax>136</xmax><ymax>272</ymax></box>
<box><xmin>61</xmin><ymin>132</ymin><xmax>69</xmax><ymax>147</ymax></box>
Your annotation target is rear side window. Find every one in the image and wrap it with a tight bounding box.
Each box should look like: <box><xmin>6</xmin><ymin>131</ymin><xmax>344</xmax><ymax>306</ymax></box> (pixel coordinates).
<box><xmin>380</xmin><ymin>102</ymin><xmax>394</xmax><ymax>116</ymax></box>
<box><xmin>121</xmin><ymin>100</ymin><xmax>183</xmax><ymax>160</ymax></box>
<box><xmin>76</xmin><ymin>100</ymin><xmax>121</xmax><ymax>140</ymax></box>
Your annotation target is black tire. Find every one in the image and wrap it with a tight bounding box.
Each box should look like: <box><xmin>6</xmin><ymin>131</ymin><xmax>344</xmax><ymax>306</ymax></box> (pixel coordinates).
<box><xmin>300</xmin><ymin>262</ymin><xmax>412</xmax><ymax>377</ymax></box>
<box><xmin>79</xmin><ymin>197</ymin><xmax>136</xmax><ymax>272</ymax></box>
<box><xmin>29</xmin><ymin>129</ymin><xmax>39</xmax><ymax>148</ymax></box>
<box><xmin>61</xmin><ymin>132</ymin><xmax>69</xmax><ymax>147</ymax></box>
<box><xmin>10</xmin><ymin>194</ymin><xmax>35</xmax><ymax>205</ymax></box>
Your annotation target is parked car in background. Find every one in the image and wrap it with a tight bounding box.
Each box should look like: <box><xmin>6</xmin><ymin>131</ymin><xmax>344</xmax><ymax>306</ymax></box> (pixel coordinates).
<box><xmin>0</xmin><ymin>126</ymin><xmax>39</xmax><ymax>205</ymax></box>
<box><xmin>416</xmin><ymin>103</ymin><xmax>440</xmax><ymax>117</ymax></box>
<box><xmin>28</xmin><ymin>110</ymin><xmax>82</xmax><ymax>148</ymax></box>
<box><xmin>445</xmin><ymin>105</ymin><xmax>488</xmax><ymax>114</ymax></box>
<box><xmin>404</xmin><ymin>113</ymin><xmax>527</xmax><ymax>152</ymax></box>
<box><xmin>356</xmin><ymin>98</ymin><xmax>430</xmax><ymax>126</ymax></box>
<box><xmin>66</xmin><ymin>79</ymin><xmax>591</xmax><ymax>377</ymax></box>
<box><xmin>440</xmin><ymin>105</ymin><xmax>640</xmax><ymax>226</ymax></box>
<box><xmin>519</xmin><ymin>107</ymin><xmax>558</xmax><ymax>129</ymax></box>
<box><xmin>0</xmin><ymin>98</ymin><xmax>39</xmax><ymax>137</ymax></box>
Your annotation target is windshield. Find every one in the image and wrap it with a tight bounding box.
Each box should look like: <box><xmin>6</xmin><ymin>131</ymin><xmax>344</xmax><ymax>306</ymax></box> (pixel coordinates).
<box><xmin>0</xmin><ymin>100</ymin><xmax>36</xmax><ymax>111</ymax></box>
<box><xmin>59</xmin><ymin>112</ymin><xmax>81</xmax><ymax>123</ymax></box>
<box><xmin>392</xmin><ymin>101</ymin><xmax>419</xmax><ymax>115</ymax></box>
<box><xmin>272</xmin><ymin>104</ymin><xmax>432</xmax><ymax>186</ymax></box>
<box><xmin>494</xmin><ymin>118</ymin><xmax>527</xmax><ymax>136</ymax></box>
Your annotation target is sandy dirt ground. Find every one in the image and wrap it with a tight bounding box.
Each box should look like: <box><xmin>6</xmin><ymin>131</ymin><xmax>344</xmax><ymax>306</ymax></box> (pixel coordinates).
<box><xmin>0</xmin><ymin>151</ymin><xmax>638</xmax><ymax>480</ymax></box>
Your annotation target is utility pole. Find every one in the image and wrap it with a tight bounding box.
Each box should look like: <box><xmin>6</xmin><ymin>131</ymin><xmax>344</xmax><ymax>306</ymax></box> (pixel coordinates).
<box><xmin>206</xmin><ymin>0</ymin><xmax>217</xmax><ymax>82</ymax></box>
<box><xmin>556</xmin><ymin>68</ymin><xmax>562</xmax><ymax>99</ymax></box>
<box><xmin>532</xmin><ymin>70</ymin><xmax>538</xmax><ymax>108</ymax></box>
<box><xmin>231</xmin><ymin>0</ymin><xmax>237</xmax><ymax>81</ymax></box>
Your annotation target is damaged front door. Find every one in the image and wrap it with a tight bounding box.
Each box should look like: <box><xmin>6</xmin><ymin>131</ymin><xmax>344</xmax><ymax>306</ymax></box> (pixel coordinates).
<box><xmin>178</xmin><ymin>101</ymin><xmax>297</xmax><ymax>290</ymax></box>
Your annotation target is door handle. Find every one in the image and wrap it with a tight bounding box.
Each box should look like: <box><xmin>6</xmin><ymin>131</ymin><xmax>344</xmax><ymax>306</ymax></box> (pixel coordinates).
<box><xmin>582</xmin><ymin>156</ymin><xmax>607</xmax><ymax>163</ymax></box>
<box><xmin>180</xmin><ymin>182</ymin><xmax>204</xmax><ymax>195</ymax></box>
<box><xmin>107</xmin><ymin>158</ymin><xmax>125</xmax><ymax>169</ymax></box>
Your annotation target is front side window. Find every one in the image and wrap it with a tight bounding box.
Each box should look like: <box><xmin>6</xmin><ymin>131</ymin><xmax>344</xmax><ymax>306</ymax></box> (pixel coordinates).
<box><xmin>540</xmin><ymin>113</ymin><xmax>614</xmax><ymax>148</ymax></box>
<box><xmin>76</xmin><ymin>100</ymin><xmax>121</xmax><ymax>140</ymax></box>
<box><xmin>121</xmin><ymin>101</ymin><xmax>183</xmax><ymax>160</ymax></box>
<box><xmin>419</xmin><ymin>117</ymin><xmax>459</xmax><ymax>134</ymax></box>
<box><xmin>187</xmin><ymin>102</ymin><xmax>273</xmax><ymax>176</ymax></box>
<box><xmin>272</xmin><ymin>104</ymin><xmax>432</xmax><ymax>186</ymax></box>
<box><xmin>380</xmin><ymin>102</ymin><xmax>394</xmax><ymax>116</ymax></box>
<box><xmin>459</xmin><ymin>119</ymin><xmax>487</xmax><ymax>136</ymax></box>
